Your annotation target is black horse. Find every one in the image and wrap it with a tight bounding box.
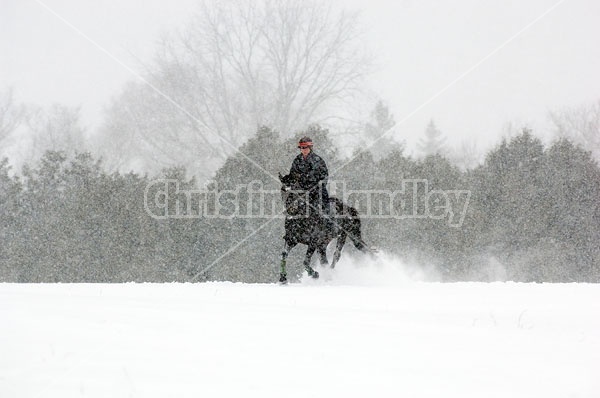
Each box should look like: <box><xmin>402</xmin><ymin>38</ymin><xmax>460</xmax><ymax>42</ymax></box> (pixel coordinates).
<box><xmin>278</xmin><ymin>173</ymin><xmax>372</xmax><ymax>284</ymax></box>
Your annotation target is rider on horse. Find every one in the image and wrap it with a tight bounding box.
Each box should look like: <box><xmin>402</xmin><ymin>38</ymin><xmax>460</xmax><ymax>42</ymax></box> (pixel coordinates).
<box><xmin>286</xmin><ymin>136</ymin><xmax>330</xmax><ymax>219</ymax></box>
<box><xmin>278</xmin><ymin>136</ymin><xmax>372</xmax><ymax>283</ymax></box>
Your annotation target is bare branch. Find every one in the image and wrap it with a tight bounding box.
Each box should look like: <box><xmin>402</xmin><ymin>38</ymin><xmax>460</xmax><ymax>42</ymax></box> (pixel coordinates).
<box><xmin>550</xmin><ymin>100</ymin><xmax>600</xmax><ymax>160</ymax></box>
<box><xmin>99</xmin><ymin>0</ymin><xmax>370</xmax><ymax>176</ymax></box>
<box><xmin>0</xmin><ymin>87</ymin><xmax>26</xmax><ymax>144</ymax></box>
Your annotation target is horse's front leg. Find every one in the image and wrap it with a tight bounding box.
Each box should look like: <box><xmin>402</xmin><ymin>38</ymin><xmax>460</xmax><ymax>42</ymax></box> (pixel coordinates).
<box><xmin>303</xmin><ymin>245</ymin><xmax>319</xmax><ymax>279</ymax></box>
<box><xmin>280</xmin><ymin>241</ymin><xmax>295</xmax><ymax>284</ymax></box>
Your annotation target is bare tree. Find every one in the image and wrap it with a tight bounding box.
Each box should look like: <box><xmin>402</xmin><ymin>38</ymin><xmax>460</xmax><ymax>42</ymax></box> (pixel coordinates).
<box><xmin>449</xmin><ymin>138</ymin><xmax>483</xmax><ymax>170</ymax></box>
<box><xmin>27</xmin><ymin>104</ymin><xmax>86</xmax><ymax>161</ymax></box>
<box><xmin>0</xmin><ymin>87</ymin><xmax>26</xmax><ymax>145</ymax></box>
<box><xmin>550</xmin><ymin>100</ymin><xmax>600</xmax><ymax>161</ymax></box>
<box><xmin>101</xmin><ymin>0</ymin><xmax>370</xmax><ymax>177</ymax></box>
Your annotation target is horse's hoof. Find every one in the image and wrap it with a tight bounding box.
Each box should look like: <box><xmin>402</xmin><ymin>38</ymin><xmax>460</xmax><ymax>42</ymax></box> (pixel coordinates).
<box><xmin>306</xmin><ymin>268</ymin><xmax>319</xmax><ymax>279</ymax></box>
<box><xmin>279</xmin><ymin>273</ymin><xmax>288</xmax><ymax>284</ymax></box>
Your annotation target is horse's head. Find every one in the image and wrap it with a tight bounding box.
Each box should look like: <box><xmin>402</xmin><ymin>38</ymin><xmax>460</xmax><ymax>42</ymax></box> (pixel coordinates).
<box><xmin>279</xmin><ymin>172</ymin><xmax>308</xmax><ymax>217</ymax></box>
<box><xmin>279</xmin><ymin>172</ymin><xmax>298</xmax><ymax>187</ymax></box>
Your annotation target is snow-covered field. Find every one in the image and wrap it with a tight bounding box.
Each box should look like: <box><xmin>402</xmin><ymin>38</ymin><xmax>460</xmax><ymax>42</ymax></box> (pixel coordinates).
<box><xmin>2</xmin><ymin>256</ymin><xmax>599</xmax><ymax>398</ymax></box>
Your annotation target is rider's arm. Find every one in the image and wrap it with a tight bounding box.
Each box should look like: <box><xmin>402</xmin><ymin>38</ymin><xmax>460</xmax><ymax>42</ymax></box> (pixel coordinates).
<box><xmin>317</xmin><ymin>158</ymin><xmax>328</xmax><ymax>184</ymax></box>
<box><xmin>289</xmin><ymin>157</ymin><xmax>302</xmax><ymax>183</ymax></box>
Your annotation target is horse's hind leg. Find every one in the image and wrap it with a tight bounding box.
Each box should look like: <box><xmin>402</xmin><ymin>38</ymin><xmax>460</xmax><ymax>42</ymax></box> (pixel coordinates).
<box><xmin>331</xmin><ymin>233</ymin><xmax>347</xmax><ymax>269</ymax></box>
<box><xmin>280</xmin><ymin>241</ymin><xmax>295</xmax><ymax>284</ymax></box>
<box><xmin>317</xmin><ymin>245</ymin><xmax>328</xmax><ymax>267</ymax></box>
<box><xmin>303</xmin><ymin>246</ymin><xmax>319</xmax><ymax>279</ymax></box>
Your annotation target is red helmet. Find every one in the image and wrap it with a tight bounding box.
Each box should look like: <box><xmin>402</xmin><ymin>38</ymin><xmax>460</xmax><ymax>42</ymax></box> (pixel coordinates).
<box><xmin>298</xmin><ymin>136</ymin><xmax>313</xmax><ymax>148</ymax></box>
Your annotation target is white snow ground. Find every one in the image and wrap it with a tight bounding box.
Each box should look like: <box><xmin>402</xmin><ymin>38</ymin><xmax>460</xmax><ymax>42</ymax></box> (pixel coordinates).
<box><xmin>1</xmin><ymin>255</ymin><xmax>599</xmax><ymax>398</ymax></box>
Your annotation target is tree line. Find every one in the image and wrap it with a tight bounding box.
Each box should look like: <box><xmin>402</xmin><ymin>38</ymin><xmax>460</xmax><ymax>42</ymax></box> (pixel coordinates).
<box><xmin>1</xmin><ymin>125</ymin><xmax>598</xmax><ymax>283</ymax></box>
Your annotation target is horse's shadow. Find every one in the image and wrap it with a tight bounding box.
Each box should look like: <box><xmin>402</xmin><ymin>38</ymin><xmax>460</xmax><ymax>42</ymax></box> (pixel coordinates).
<box><xmin>278</xmin><ymin>173</ymin><xmax>374</xmax><ymax>284</ymax></box>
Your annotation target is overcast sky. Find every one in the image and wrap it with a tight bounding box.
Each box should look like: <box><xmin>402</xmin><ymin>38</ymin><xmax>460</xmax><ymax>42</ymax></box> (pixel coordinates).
<box><xmin>1</xmin><ymin>0</ymin><xmax>599</xmax><ymax>155</ymax></box>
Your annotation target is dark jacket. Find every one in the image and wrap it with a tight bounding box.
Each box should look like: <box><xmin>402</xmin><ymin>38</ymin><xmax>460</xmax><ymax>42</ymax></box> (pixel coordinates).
<box><xmin>289</xmin><ymin>150</ymin><xmax>329</xmax><ymax>214</ymax></box>
<box><xmin>289</xmin><ymin>151</ymin><xmax>328</xmax><ymax>190</ymax></box>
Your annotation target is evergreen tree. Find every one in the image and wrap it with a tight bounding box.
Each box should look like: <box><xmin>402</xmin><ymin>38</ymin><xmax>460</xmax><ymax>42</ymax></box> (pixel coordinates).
<box><xmin>467</xmin><ymin>129</ymin><xmax>600</xmax><ymax>281</ymax></box>
<box><xmin>372</xmin><ymin>149</ymin><xmax>416</xmax><ymax>255</ymax></box>
<box><xmin>417</xmin><ymin>120</ymin><xmax>447</xmax><ymax>157</ymax></box>
<box><xmin>0</xmin><ymin>158</ymin><xmax>22</xmax><ymax>281</ymax></box>
<box><xmin>363</xmin><ymin>100</ymin><xmax>404</xmax><ymax>161</ymax></box>
<box><xmin>542</xmin><ymin>138</ymin><xmax>600</xmax><ymax>281</ymax></box>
